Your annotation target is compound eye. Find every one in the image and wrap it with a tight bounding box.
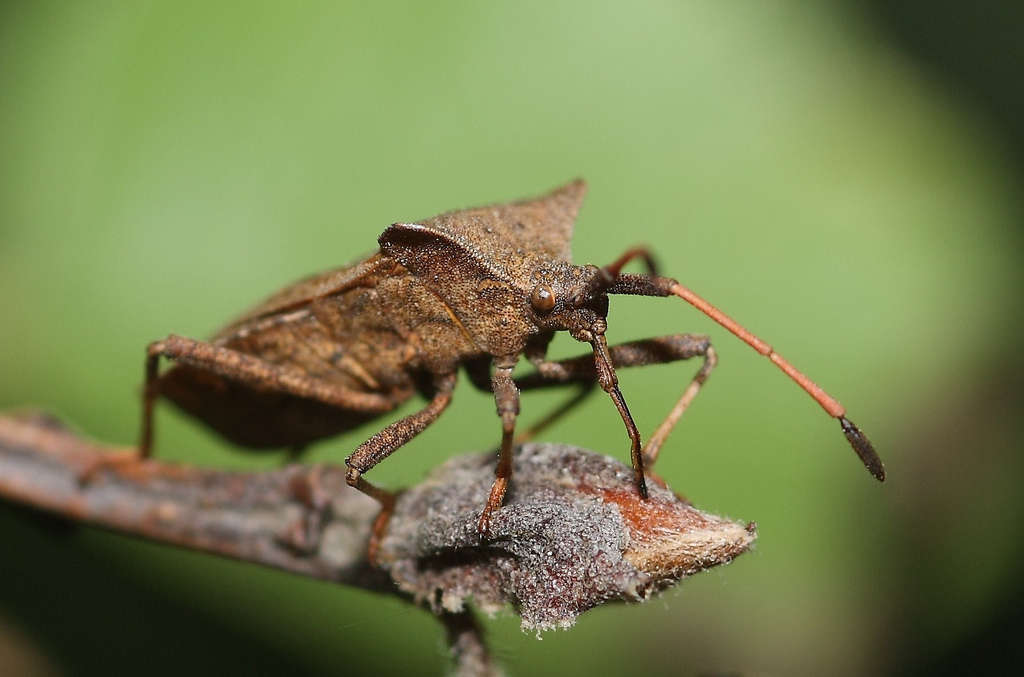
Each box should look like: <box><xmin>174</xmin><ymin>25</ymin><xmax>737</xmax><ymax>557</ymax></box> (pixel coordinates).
<box><xmin>530</xmin><ymin>284</ymin><xmax>556</xmax><ymax>313</ymax></box>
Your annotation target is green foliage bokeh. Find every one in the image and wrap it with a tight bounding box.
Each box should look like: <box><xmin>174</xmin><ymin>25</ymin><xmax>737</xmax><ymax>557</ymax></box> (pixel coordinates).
<box><xmin>2</xmin><ymin>2</ymin><xmax>1021</xmax><ymax>675</ymax></box>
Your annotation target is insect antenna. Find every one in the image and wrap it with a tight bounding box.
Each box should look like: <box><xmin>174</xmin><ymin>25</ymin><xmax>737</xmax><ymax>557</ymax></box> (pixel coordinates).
<box><xmin>604</xmin><ymin>273</ymin><xmax>885</xmax><ymax>482</ymax></box>
<box><xmin>602</xmin><ymin>247</ymin><xmax>659</xmax><ymax>278</ymax></box>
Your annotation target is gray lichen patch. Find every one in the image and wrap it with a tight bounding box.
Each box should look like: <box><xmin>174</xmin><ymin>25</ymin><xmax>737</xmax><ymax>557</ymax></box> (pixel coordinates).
<box><xmin>379</xmin><ymin>443</ymin><xmax>755</xmax><ymax>631</ymax></box>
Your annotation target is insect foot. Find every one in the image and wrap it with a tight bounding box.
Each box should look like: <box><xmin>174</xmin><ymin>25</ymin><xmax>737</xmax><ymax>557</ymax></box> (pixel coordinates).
<box><xmin>476</xmin><ymin>478</ymin><xmax>507</xmax><ymax>536</ymax></box>
<box><xmin>75</xmin><ymin>449</ymin><xmax>146</xmax><ymax>486</ymax></box>
<box><xmin>344</xmin><ymin>462</ymin><xmax>398</xmax><ymax>565</ymax></box>
<box><xmin>276</xmin><ymin>464</ymin><xmax>334</xmax><ymax>555</ymax></box>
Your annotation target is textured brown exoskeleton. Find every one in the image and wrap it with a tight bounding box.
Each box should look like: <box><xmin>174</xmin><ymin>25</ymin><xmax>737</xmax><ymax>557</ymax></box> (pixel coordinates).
<box><xmin>137</xmin><ymin>180</ymin><xmax>884</xmax><ymax>552</ymax></box>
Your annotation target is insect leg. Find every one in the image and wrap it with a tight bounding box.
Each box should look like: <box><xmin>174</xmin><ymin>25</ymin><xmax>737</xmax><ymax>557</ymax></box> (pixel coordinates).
<box><xmin>600</xmin><ymin>246</ymin><xmax>659</xmax><ymax>278</ymax></box>
<box><xmin>513</xmin><ymin>384</ymin><xmax>596</xmax><ymax>444</ymax></box>
<box><xmin>478</xmin><ymin>358</ymin><xmax>520</xmax><ymax>533</ymax></box>
<box><xmin>344</xmin><ymin>371</ymin><xmax>457</xmax><ymax>481</ymax></box>
<box><xmin>465</xmin><ymin>349</ymin><xmax>595</xmax><ymax>455</ymax></box>
<box><xmin>139</xmin><ymin>347</ymin><xmax>161</xmax><ymax>457</ymax></box>
<box><xmin>78</xmin><ymin>344</ymin><xmax>165</xmax><ymax>479</ymax></box>
<box><xmin>501</xmin><ymin>334</ymin><xmax>596</xmax><ymax>444</ymax></box>
<box><xmin>344</xmin><ymin>371</ymin><xmax>457</xmax><ymax>563</ymax></box>
<box><xmin>628</xmin><ymin>336</ymin><xmax>716</xmax><ymax>466</ymax></box>
<box><xmin>515</xmin><ymin>335</ymin><xmax>712</xmax><ymax>387</ymax></box>
<box><xmin>138</xmin><ymin>334</ymin><xmax>397</xmax><ymax>455</ymax></box>
<box><xmin>514</xmin><ymin>334</ymin><xmax>716</xmax><ymax>466</ymax></box>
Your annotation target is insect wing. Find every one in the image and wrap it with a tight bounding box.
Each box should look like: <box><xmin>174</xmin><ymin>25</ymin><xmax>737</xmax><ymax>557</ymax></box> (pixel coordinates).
<box><xmin>214</xmin><ymin>252</ymin><xmax>390</xmax><ymax>340</ymax></box>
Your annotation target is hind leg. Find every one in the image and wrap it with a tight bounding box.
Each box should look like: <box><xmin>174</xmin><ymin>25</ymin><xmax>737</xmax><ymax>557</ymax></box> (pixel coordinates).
<box><xmin>139</xmin><ymin>334</ymin><xmax>396</xmax><ymax>457</ymax></box>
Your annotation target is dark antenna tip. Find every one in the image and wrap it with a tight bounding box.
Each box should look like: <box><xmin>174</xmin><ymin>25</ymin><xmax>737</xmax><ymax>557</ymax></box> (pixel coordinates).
<box><xmin>839</xmin><ymin>416</ymin><xmax>886</xmax><ymax>482</ymax></box>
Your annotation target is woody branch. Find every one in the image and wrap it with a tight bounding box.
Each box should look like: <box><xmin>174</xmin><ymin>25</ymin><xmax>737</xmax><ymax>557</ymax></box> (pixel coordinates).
<box><xmin>0</xmin><ymin>411</ymin><xmax>755</xmax><ymax>675</ymax></box>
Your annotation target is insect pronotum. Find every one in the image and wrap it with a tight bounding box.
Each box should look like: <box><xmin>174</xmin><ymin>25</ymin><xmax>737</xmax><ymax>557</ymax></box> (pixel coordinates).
<box><xmin>134</xmin><ymin>180</ymin><xmax>883</xmax><ymax>553</ymax></box>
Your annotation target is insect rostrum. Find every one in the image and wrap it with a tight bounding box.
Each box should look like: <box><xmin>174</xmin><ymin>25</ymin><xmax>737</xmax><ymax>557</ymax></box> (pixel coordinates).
<box><xmin>138</xmin><ymin>180</ymin><xmax>884</xmax><ymax>546</ymax></box>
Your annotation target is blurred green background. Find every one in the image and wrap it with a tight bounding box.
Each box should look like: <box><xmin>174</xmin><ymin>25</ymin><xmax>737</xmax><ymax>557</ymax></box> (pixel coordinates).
<box><xmin>2</xmin><ymin>1</ymin><xmax>1022</xmax><ymax>675</ymax></box>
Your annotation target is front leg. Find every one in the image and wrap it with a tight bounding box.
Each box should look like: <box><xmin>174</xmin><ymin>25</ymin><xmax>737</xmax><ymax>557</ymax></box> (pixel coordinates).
<box><xmin>477</xmin><ymin>356</ymin><xmax>520</xmax><ymax>533</ymax></box>
<box><xmin>516</xmin><ymin>334</ymin><xmax>717</xmax><ymax>467</ymax></box>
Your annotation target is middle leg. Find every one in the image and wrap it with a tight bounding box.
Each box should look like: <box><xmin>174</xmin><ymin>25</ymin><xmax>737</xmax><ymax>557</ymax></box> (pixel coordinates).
<box><xmin>345</xmin><ymin>370</ymin><xmax>457</xmax><ymax>489</ymax></box>
<box><xmin>345</xmin><ymin>371</ymin><xmax>457</xmax><ymax>561</ymax></box>
<box><xmin>478</xmin><ymin>357</ymin><xmax>520</xmax><ymax>533</ymax></box>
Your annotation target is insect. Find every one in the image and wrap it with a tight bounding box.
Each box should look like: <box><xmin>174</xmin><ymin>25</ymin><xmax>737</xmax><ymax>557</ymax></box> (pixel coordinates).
<box><xmin>136</xmin><ymin>180</ymin><xmax>884</xmax><ymax>546</ymax></box>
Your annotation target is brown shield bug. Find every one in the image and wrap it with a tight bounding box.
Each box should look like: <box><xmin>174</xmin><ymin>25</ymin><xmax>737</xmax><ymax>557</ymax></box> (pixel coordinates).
<box><xmin>135</xmin><ymin>180</ymin><xmax>883</xmax><ymax>549</ymax></box>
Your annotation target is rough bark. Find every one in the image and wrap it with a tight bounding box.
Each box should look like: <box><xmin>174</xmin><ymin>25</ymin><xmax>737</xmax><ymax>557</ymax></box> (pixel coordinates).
<box><xmin>0</xmin><ymin>412</ymin><xmax>756</xmax><ymax>675</ymax></box>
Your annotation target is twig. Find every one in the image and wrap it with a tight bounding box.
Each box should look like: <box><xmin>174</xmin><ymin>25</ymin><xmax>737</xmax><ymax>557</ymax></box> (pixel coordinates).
<box><xmin>0</xmin><ymin>412</ymin><xmax>756</xmax><ymax>675</ymax></box>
